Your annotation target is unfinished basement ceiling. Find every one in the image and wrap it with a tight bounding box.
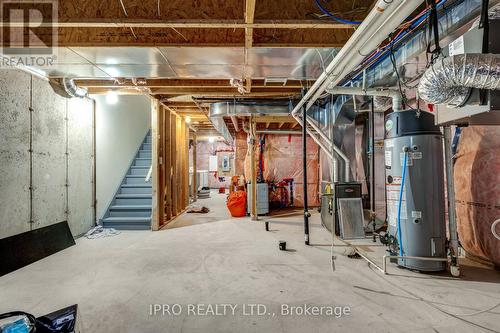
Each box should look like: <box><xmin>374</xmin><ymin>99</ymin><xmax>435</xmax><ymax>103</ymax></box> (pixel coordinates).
<box><xmin>30</xmin><ymin>47</ymin><xmax>338</xmax><ymax>79</ymax></box>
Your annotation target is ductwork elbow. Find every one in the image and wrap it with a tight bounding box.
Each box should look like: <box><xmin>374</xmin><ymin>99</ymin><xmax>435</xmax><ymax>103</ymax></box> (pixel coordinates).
<box><xmin>63</xmin><ymin>78</ymin><xmax>88</xmax><ymax>98</ymax></box>
<box><xmin>417</xmin><ymin>53</ymin><xmax>500</xmax><ymax>107</ymax></box>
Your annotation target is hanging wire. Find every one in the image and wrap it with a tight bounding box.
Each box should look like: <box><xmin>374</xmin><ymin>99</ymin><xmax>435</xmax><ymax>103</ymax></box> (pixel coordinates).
<box><xmin>313</xmin><ymin>0</ymin><xmax>362</xmax><ymax>25</ymax></box>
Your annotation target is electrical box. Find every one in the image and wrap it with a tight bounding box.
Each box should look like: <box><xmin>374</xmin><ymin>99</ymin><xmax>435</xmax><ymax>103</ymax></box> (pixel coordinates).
<box><xmin>247</xmin><ymin>183</ymin><xmax>269</xmax><ymax>215</ymax></box>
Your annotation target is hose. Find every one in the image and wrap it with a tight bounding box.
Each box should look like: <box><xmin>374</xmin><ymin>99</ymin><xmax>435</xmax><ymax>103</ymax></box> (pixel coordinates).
<box><xmin>492</xmin><ymin>219</ymin><xmax>500</xmax><ymax>241</ymax></box>
<box><xmin>396</xmin><ymin>151</ymin><xmax>408</xmax><ymax>256</ymax></box>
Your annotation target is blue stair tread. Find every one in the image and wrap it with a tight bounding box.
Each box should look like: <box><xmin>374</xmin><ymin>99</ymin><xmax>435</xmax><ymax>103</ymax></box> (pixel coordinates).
<box><xmin>103</xmin><ymin>131</ymin><xmax>153</xmax><ymax>231</ymax></box>
<box><xmin>110</xmin><ymin>205</ymin><xmax>152</xmax><ymax>210</ymax></box>
<box><xmin>116</xmin><ymin>193</ymin><xmax>151</xmax><ymax>198</ymax></box>
<box><xmin>103</xmin><ymin>216</ymin><xmax>150</xmax><ymax>222</ymax></box>
<box><xmin>121</xmin><ymin>183</ymin><xmax>151</xmax><ymax>188</ymax></box>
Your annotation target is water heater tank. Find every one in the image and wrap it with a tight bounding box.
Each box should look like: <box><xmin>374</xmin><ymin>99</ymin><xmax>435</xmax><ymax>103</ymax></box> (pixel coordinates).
<box><xmin>384</xmin><ymin>110</ymin><xmax>446</xmax><ymax>271</ymax></box>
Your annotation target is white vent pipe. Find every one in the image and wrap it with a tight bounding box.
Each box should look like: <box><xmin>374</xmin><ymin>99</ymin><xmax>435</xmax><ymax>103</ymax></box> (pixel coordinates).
<box><xmin>327</xmin><ymin>87</ymin><xmax>403</xmax><ymax>112</ymax></box>
<box><xmin>291</xmin><ymin>0</ymin><xmax>425</xmax><ymax>118</ymax></box>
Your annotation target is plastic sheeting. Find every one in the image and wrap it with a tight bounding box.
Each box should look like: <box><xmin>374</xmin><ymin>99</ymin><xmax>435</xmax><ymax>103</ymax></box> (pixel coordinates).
<box><xmin>235</xmin><ymin>133</ymin><xmax>319</xmax><ymax>207</ymax></box>
<box><xmin>194</xmin><ymin>141</ymin><xmax>235</xmax><ymax>188</ymax></box>
<box><xmin>454</xmin><ymin>126</ymin><xmax>500</xmax><ymax>265</ymax></box>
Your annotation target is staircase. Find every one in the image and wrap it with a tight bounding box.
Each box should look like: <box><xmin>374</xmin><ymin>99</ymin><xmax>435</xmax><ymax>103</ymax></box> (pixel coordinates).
<box><xmin>101</xmin><ymin>131</ymin><xmax>152</xmax><ymax>230</ymax></box>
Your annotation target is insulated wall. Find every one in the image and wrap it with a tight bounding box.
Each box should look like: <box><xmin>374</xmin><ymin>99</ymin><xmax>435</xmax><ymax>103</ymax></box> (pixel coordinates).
<box><xmin>454</xmin><ymin>126</ymin><xmax>500</xmax><ymax>266</ymax></box>
<box><xmin>0</xmin><ymin>70</ymin><xmax>94</xmax><ymax>238</ymax></box>
<box><xmin>236</xmin><ymin>132</ymin><xmax>320</xmax><ymax>207</ymax></box>
<box><xmin>195</xmin><ymin>140</ymin><xmax>235</xmax><ymax>188</ymax></box>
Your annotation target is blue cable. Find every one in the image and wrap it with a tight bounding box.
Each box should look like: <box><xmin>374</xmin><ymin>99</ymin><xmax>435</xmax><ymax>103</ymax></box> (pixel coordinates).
<box><xmin>314</xmin><ymin>0</ymin><xmax>362</xmax><ymax>25</ymax></box>
<box><xmin>396</xmin><ymin>151</ymin><xmax>408</xmax><ymax>256</ymax></box>
<box><xmin>346</xmin><ymin>0</ymin><xmax>447</xmax><ymax>84</ymax></box>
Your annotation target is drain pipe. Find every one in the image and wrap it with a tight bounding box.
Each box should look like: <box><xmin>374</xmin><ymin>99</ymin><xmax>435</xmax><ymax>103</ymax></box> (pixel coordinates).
<box><xmin>302</xmin><ymin>90</ymin><xmax>310</xmax><ymax>245</ymax></box>
<box><xmin>293</xmin><ymin>114</ymin><xmax>349</xmax><ymax>181</ymax></box>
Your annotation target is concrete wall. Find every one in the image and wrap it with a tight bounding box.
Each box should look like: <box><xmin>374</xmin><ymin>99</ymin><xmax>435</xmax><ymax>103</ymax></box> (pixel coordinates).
<box><xmin>95</xmin><ymin>95</ymin><xmax>151</xmax><ymax>220</ymax></box>
<box><xmin>0</xmin><ymin>70</ymin><xmax>94</xmax><ymax>238</ymax></box>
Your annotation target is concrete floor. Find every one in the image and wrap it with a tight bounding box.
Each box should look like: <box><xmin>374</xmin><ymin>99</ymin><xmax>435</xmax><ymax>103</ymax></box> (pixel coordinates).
<box><xmin>1</xmin><ymin>191</ymin><xmax>500</xmax><ymax>333</ymax></box>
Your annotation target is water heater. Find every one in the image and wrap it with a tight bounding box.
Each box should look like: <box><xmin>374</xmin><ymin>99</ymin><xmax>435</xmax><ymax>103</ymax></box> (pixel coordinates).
<box><xmin>384</xmin><ymin>110</ymin><xmax>446</xmax><ymax>271</ymax></box>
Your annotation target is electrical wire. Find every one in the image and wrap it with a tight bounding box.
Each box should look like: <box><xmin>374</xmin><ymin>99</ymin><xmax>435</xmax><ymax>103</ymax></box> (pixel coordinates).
<box><xmin>313</xmin><ymin>0</ymin><xmax>362</xmax><ymax>25</ymax></box>
<box><xmin>346</xmin><ymin>0</ymin><xmax>448</xmax><ymax>85</ymax></box>
<box><xmin>366</xmin><ymin>264</ymin><xmax>500</xmax><ymax>333</ymax></box>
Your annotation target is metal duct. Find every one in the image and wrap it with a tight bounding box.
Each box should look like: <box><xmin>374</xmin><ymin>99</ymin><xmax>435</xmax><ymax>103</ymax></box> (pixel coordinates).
<box><xmin>208</xmin><ymin>101</ymin><xmax>292</xmax><ymax>143</ymax></box>
<box><xmin>63</xmin><ymin>78</ymin><xmax>88</xmax><ymax>98</ymax></box>
<box><xmin>418</xmin><ymin>53</ymin><xmax>500</xmax><ymax>106</ymax></box>
<box><xmin>210</xmin><ymin>116</ymin><xmax>233</xmax><ymax>143</ymax></box>
<box><xmin>209</xmin><ymin>101</ymin><xmax>291</xmax><ymax>118</ymax></box>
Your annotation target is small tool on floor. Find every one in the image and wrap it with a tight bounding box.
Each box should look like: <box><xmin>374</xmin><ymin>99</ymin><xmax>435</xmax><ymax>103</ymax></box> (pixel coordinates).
<box><xmin>279</xmin><ymin>240</ymin><xmax>287</xmax><ymax>251</ymax></box>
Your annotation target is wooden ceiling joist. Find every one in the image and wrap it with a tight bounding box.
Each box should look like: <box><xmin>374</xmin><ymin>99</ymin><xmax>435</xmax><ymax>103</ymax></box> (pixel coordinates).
<box><xmin>27</xmin><ymin>0</ymin><xmax>371</xmax><ymax>22</ymax></box>
<box><xmin>4</xmin><ymin>0</ymin><xmax>369</xmax><ymax>47</ymax></box>
<box><xmin>77</xmin><ymin>79</ymin><xmax>312</xmax><ymax>89</ymax></box>
<box><xmin>10</xmin><ymin>20</ymin><xmax>353</xmax><ymax>30</ymax></box>
<box><xmin>244</xmin><ymin>0</ymin><xmax>257</xmax><ymax>93</ymax></box>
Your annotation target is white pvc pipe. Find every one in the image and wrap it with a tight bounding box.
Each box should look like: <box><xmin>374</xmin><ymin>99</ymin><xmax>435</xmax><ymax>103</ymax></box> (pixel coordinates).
<box><xmin>291</xmin><ymin>0</ymin><xmax>424</xmax><ymax>115</ymax></box>
<box><xmin>292</xmin><ymin>113</ymin><xmax>349</xmax><ymax>181</ymax></box>
<box><xmin>308</xmin><ymin>0</ymin><xmax>424</xmax><ymax>109</ymax></box>
<box><xmin>328</xmin><ymin>87</ymin><xmax>402</xmax><ymax>112</ymax></box>
<box><xmin>293</xmin><ymin>114</ymin><xmax>334</xmax><ymax>160</ymax></box>
<box><xmin>291</xmin><ymin>0</ymin><xmax>408</xmax><ymax>117</ymax></box>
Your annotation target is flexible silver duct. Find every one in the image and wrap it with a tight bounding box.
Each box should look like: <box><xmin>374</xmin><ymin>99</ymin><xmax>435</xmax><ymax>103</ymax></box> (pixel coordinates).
<box><xmin>63</xmin><ymin>78</ymin><xmax>88</xmax><ymax>98</ymax></box>
<box><xmin>418</xmin><ymin>53</ymin><xmax>500</xmax><ymax>106</ymax></box>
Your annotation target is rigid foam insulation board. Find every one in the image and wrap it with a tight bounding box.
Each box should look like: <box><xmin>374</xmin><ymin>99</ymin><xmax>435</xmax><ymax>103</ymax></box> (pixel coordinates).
<box><xmin>31</xmin><ymin>77</ymin><xmax>67</xmax><ymax>230</ymax></box>
<box><xmin>67</xmin><ymin>98</ymin><xmax>94</xmax><ymax>235</ymax></box>
<box><xmin>0</xmin><ymin>221</ymin><xmax>75</xmax><ymax>276</ymax></box>
<box><xmin>0</xmin><ymin>70</ymin><xmax>31</xmax><ymax>238</ymax></box>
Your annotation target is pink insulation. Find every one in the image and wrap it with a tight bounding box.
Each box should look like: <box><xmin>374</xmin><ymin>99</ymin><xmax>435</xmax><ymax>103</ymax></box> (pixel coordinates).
<box><xmin>195</xmin><ymin>141</ymin><xmax>234</xmax><ymax>188</ymax></box>
<box><xmin>235</xmin><ymin>133</ymin><xmax>320</xmax><ymax>207</ymax></box>
<box><xmin>454</xmin><ymin>126</ymin><xmax>500</xmax><ymax>265</ymax></box>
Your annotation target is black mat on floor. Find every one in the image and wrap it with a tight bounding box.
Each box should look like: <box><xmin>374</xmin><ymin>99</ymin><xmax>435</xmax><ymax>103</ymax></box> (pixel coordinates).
<box><xmin>0</xmin><ymin>221</ymin><xmax>75</xmax><ymax>276</ymax></box>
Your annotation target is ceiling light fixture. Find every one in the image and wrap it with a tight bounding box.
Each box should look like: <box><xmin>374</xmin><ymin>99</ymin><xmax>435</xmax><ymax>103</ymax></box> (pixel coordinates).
<box><xmin>185</xmin><ymin>116</ymin><xmax>191</xmax><ymax>124</ymax></box>
<box><xmin>208</xmin><ymin>136</ymin><xmax>215</xmax><ymax>143</ymax></box>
